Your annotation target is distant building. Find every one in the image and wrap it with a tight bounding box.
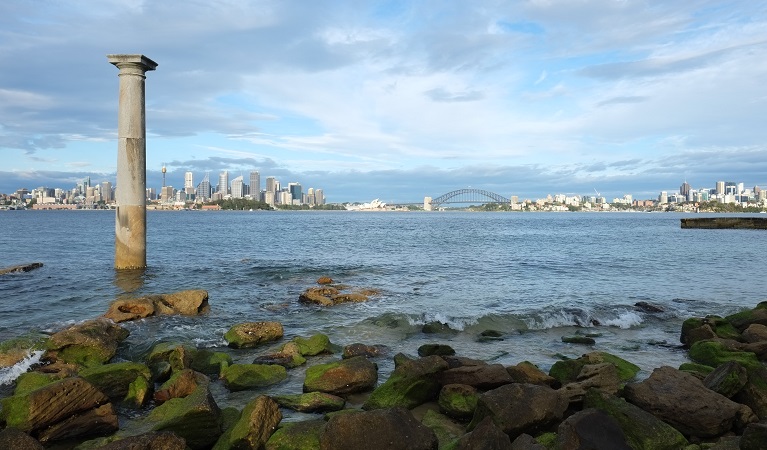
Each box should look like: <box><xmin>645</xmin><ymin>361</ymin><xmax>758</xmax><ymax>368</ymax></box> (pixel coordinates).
<box><xmin>680</xmin><ymin>182</ymin><xmax>690</xmax><ymax>197</ymax></box>
<box><xmin>184</xmin><ymin>171</ymin><xmax>194</xmax><ymax>190</ymax></box>
<box><xmin>196</xmin><ymin>173</ymin><xmax>211</xmax><ymax>201</ymax></box>
<box><xmin>231</xmin><ymin>176</ymin><xmax>244</xmax><ymax>198</ymax></box>
<box><xmin>266</xmin><ymin>177</ymin><xmax>277</xmax><ymax>193</ymax></box>
<box><xmin>218</xmin><ymin>171</ymin><xmax>229</xmax><ymax>195</ymax></box>
<box><xmin>315</xmin><ymin>189</ymin><xmax>324</xmax><ymax>205</ymax></box>
<box><xmin>100</xmin><ymin>181</ymin><xmax>113</xmax><ymax>202</ymax></box>
<box><xmin>160</xmin><ymin>186</ymin><xmax>174</xmax><ymax>203</ymax></box>
<box><xmin>249</xmin><ymin>171</ymin><xmax>260</xmax><ymax>196</ymax></box>
<box><xmin>289</xmin><ymin>183</ymin><xmax>302</xmax><ymax>202</ymax></box>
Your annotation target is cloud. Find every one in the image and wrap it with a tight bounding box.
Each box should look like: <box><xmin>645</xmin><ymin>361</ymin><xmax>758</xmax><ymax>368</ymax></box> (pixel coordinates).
<box><xmin>424</xmin><ymin>87</ymin><xmax>484</xmax><ymax>102</ymax></box>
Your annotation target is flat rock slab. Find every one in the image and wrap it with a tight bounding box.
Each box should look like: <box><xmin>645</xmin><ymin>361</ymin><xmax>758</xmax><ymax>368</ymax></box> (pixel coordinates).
<box><xmin>0</xmin><ymin>263</ymin><xmax>43</xmax><ymax>275</ymax></box>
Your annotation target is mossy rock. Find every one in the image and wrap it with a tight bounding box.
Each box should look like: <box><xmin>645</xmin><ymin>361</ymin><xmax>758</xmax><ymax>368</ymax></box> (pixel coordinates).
<box><xmin>213</xmin><ymin>395</ymin><xmax>281</xmax><ymax>450</ymax></box>
<box><xmin>221</xmin><ymin>363</ymin><xmax>287</xmax><ymax>391</ymax></box>
<box><xmin>363</xmin><ymin>355</ymin><xmax>448</xmax><ymax>410</ymax></box>
<box><xmin>561</xmin><ymin>336</ymin><xmax>596</xmax><ymax>345</ymax></box>
<box><xmin>303</xmin><ymin>356</ymin><xmax>378</xmax><ymax>396</ymax></box>
<box><xmin>265</xmin><ymin>419</ymin><xmax>325</xmax><ymax>450</ymax></box>
<box><xmin>535</xmin><ymin>432</ymin><xmax>558</xmax><ymax>449</ymax></box>
<box><xmin>549</xmin><ymin>359</ymin><xmax>586</xmax><ymax>385</ymax></box>
<box><xmin>79</xmin><ymin>361</ymin><xmax>151</xmax><ymax>400</ymax></box>
<box><xmin>421</xmin><ymin>409</ymin><xmax>466</xmax><ymax>449</ymax></box>
<box><xmin>585</xmin><ymin>352</ymin><xmax>640</xmax><ymax>382</ymax></box>
<box><xmin>272</xmin><ymin>392</ymin><xmax>345</xmax><ymax>413</ymax></box>
<box><xmin>726</xmin><ymin>307</ymin><xmax>767</xmax><ymax>332</ymax></box>
<box><xmin>125</xmin><ymin>374</ymin><xmax>151</xmax><ymax>407</ymax></box>
<box><xmin>224</xmin><ymin>322</ymin><xmax>283</xmax><ymax>349</ymax></box>
<box><xmin>688</xmin><ymin>340</ymin><xmax>761</xmax><ymax>371</ymax></box>
<box><xmin>190</xmin><ymin>349</ymin><xmax>232</xmax><ymax>375</ymax></box>
<box><xmin>583</xmin><ymin>388</ymin><xmax>688</xmax><ymax>450</ymax></box>
<box><xmin>679</xmin><ymin>362</ymin><xmax>715</xmax><ymax>379</ymax></box>
<box><xmin>13</xmin><ymin>371</ymin><xmax>59</xmax><ymax>396</ymax></box>
<box><xmin>438</xmin><ymin>384</ymin><xmax>478</xmax><ymax>420</ymax></box>
<box><xmin>291</xmin><ymin>334</ymin><xmax>332</xmax><ymax>356</ymax></box>
<box><xmin>0</xmin><ymin>333</ymin><xmax>48</xmax><ymax>368</ymax></box>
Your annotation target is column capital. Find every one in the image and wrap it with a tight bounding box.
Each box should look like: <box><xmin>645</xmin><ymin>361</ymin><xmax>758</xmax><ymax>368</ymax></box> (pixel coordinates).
<box><xmin>107</xmin><ymin>54</ymin><xmax>158</xmax><ymax>73</ymax></box>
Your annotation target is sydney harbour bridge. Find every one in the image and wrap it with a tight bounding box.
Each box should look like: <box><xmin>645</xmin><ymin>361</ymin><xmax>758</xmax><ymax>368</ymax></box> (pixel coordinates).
<box><xmin>423</xmin><ymin>188</ymin><xmax>511</xmax><ymax>211</ymax></box>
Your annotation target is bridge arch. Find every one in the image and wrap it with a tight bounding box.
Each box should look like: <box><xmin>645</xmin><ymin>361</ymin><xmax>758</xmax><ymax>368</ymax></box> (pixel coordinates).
<box><xmin>428</xmin><ymin>188</ymin><xmax>510</xmax><ymax>208</ymax></box>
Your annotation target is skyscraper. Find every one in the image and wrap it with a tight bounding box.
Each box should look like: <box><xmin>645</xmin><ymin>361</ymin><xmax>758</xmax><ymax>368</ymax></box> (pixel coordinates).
<box><xmin>196</xmin><ymin>173</ymin><xmax>211</xmax><ymax>201</ymax></box>
<box><xmin>184</xmin><ymin>171</ymin><xmax>194</xmax><ymax>189</ymax></box>
<box><xmin>315</xmin><ymin>189</ymin><xmax>324</xmax><ymax>205</ymax></box>
<box><xmin>100</xmin><ymin>181</ymin><xmax>113</xmax><ymax>202</ymax></box>
<box><xmin>288</xmin><ymin>183</ymin><xmax>302</xmax><ymax>203</ymax></box>
<box><xmin>219</xmin><ymin>171</ymin><xmax>229</xmax><ymax>195</ymax></box>
<box><xmin>680</xmin><ymin>182</ymin><xmax>690</xmax><ymax>197</ymax></box>
<box><xmin>231</xmin><ymin>176</ymin><xmax>244</xmax><ymax>198</ymax></box>
<box><xmin>249</xmin><ymin>171</ymin><xmax>260</xmax><ymax>197</ymax></box>
<box><xmin>266</xmin><ymin>177</ymin><xmax>276</xmax><ymax>193</ymax></box>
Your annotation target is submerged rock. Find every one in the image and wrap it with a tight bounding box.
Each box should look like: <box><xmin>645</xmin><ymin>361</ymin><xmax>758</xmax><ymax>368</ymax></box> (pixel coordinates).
<box><xmin>0</xmin><ymin>262</ymin><xmax>43</xmax><ymax>275</ymax></box>
<box><xmin>342</xmin><ymin>342</ymin><xmax>383</xmax><ymax>359</ymax></box>
<box><xmin>418</xmin><ymin>343</ymin><xmax>456</xmax><ymax>357</ymax></box>
<box><xmin>103</xmin><ymin>289</ymin><xmax>210</xmax><ymax>322</ymax></box>
<box><xmin>224</xmin><ymin>321</ymin><xmax>284</xmax><ymax>349</ymax></box>
<box><xmin>44</xmin><ymin>318</ymin><xmax>129</xmax><ymax>368</ymax></box>
<box><xmin>221</xmin><ymin>363</ymin><xmax>287</xmax><ymax>391</ymax></box>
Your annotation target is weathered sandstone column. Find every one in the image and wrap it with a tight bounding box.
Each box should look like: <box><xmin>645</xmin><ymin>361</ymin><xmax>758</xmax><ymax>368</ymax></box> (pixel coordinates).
<box><xmin>108</xmin><ymin>54</ymin><xmax>157</xmax><ymax>269</ymax></box>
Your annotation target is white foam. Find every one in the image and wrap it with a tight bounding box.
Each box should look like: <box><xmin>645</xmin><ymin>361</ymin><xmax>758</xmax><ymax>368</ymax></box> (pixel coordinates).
<box><xmin>406</xmin><ymin>312</ymin><xmax>477</xmax><ymax>331</ymax></box>
<box><xmin>602</xmin><ymin>311</ymin><xmax>643</xmax><ymax>329</ymax></box>
<box><xmin>0</xmin><ymin>350</ymin><xmax>44</xmax><ymax>386</ymax></box>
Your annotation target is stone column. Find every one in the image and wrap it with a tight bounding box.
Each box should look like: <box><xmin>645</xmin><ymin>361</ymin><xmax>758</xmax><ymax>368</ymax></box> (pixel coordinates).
<box><xmin>108</xmin><ymin>54</ymin><xmax>157</xmax><ymax>270</ymax></box>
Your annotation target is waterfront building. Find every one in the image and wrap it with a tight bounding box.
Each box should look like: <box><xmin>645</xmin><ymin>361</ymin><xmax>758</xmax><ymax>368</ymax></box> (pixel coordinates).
<box><xmin>160</xmin><ymin>186</ymin><xmax>174</xmax><ymax>203</ymax></box>
<box><xmin>231</xmin><ymin>176</ymin><xmax>244</xmax><ymax>198</ymax></box>
<box><xmin>680</xmin><ymin>182</ymin><xmax>690</xmax><ymax>197</ymax></box>
<box><xmin>265</xmin><ymin>190</ymin><xmax>275</xmax><ymax>207</ymax></box>
<box><xmin>249</xmin><ymin>171</ymin><xmax>260</xmax><ymax>195</ymax></box>
<box><xmin>184</xmin><ymin>171</ymin><xmax>194</xmax><ymax>190</ymax></box>
<box><xmin>196</xmin><ymin>173</ymin><xmax>211</xmax><ymax>201</ymax></box>
<box><xmin>307</xmin><ymin>188</ymin><xmax>315</xmax><ymax>206</ymax></box>
<box><xmin>315</xmin><ymin>189</ymin><xmax>324</xmax><ymax>205</ymax></box>
<box><xmin>716</xmin><ymin>181</ymin><xmax>725</xmax><ymax>195</ymax></box>
<box><xmin>289</xmin><ymin>183</ymin><xmax>302</xmax><ymax>202</ymax></box>
<box><xmin>218</xmin><ymin>171</ymin><xmax>229</xmax><ymax>195</ymax></box>
<box><xmin>659</xmin><ymin>191</ymin><xmax>668</xmax><ymax>204</ymax></box>
<box><xmin>266</xmin><ymin>177</ymin><xmax>277</xmax><ymax>193</ymax></box>
<box><xmin>100</xmin><ymin>181</ymin><xmax>113</xmax><ymax>202</ymax></box>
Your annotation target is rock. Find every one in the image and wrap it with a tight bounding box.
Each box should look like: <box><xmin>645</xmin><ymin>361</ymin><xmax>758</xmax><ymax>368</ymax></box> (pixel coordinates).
<box><xmin>549</xmin><ymin>351</ymin><xmax>642</xmax><ymax>387</ymax></box>
<box><xmin>678</xmin><ymin>362</ymin><xmax>715</xmax><ymax>379</ymax></box>
<box><xmin>438</xmin><ymin>384</ymin><xmax>478</xmax><ymax>420</ymax></box>
<box><xmin>0</xmin><ymin>262</ymin><xmax>43</xmax><ymax>275</ymax></box>
<box><xmin>364</xmin><ymin>354</ymin><xmax>449</xmax><ymax>410</ymax></box>
<box><xmin>740</xmin><ymin>422</ymin><xmax>767</xmax><ymax>450</ymax></box>
<box><xmin>439</xmin><ymin>363</ymin><xmax>513</xmax><ymax>390</ymax></box>
<box><xmin>317</xmin><ymin>276</ymin><xmax>334</xmax><ymax>284</ymax></box>
<box><xmin>634</xmin><ymin>301</ymin><xmax>664</xmax><ymax>313</ymax></box>
<box><xmin>254</xmin><ymin>342</ymin><xmax>307</xmax><ymax>368</ymax></box>
<box><xmin>292</xmin><ymin>334</ymin><xmax>333</xmax><ymax>356</ymax></box>
<box><xmin>688</xmin><ymin>339</ymin><xmax>761</xmax><ymax>370</ymax></box>
<box><xmin>733</xmin><ymin>366</ymin><xmax>767</xmax><ymax>419</ymax></box>
<box><xmin>103</xmin><ymin>297</ymin><xmax>156</xmax><ymax>322</ymax></box>
<box><xmin>422</xmin><ymin>321</ymin><xmax>456</xmax><ymax>334</ymax></box>
<box><xmin>560</xmin><ymin>363</ymin><xmax>620</xmax><ymax>403</ymax></box>
<box><xmin>557</xmin><ymin>408</ymin><xmax>631</xmax><ymax>450</ymax></box>
<box><xmin>214</xmin><ymin>395</ymin><xmax>281</xmax><ymax>450</ymax></box>
<box><xmin>273</xmin><ymin>392</ymin><xmax>346</xmax><ymax>413</ymax></box>
<box><xmin>506</xmin><ymin>361</ymin><xmax>556</xmax><ymax>386</ymax></box>
<box><xmin>189</xmin><ymin>348</ymin><xmax>233</xmax><ymax>375</ymax></box>
<box><xmin>221</xmin><ymin>363</ymin><xmax>287</xmax><ymax>391</ymax></box>
<box><xmin>147</xmin><ymin>371</ymin><xmax>222</xmax><ymax>450</ymax></box>
<box><xmin>321</xmin><ymin>407</ymin><xmax>438</xmax><ymax>450</ymax></box>
<box><xmin>13</xmin><ymin>371</ymin><xmax>60</xmax><ymax>395</ymax></box>
<box><xmin>303</xmin><ymin>356</ymin><xmax>378</xmax><ymax>396</ymax></box>
<box><xmin>442</xmin><ymin>356</ymin><xmax>488</xmax><ymax>369</ymax></box>
<box><xmin>561</xmin><ymin>335</ymin><xmax>595</xmax><ymax>345</ymax></box>
<box><xmin>44</xmin><ymin>318</ymin><xmax>129</xmax><ymax>367</ymax></box>
<box><xmin>331</xmin><ymin>292</ymin><xmax>369</xmax><ymax>304</ymax></box>
<box><xmin>0</xmin><ymin>377</ymin><xmax>118</xmax><ymax>444</ymax></box>
<box><xmin>623</xmin><ymin>366</ymin><xmax>756</xmax><ymax>438</ymax></box>
<box><xmin>0</xmin><ymin>427</ymin><xmax>44</xmax><ymax>450</ymax></box>
<box><xmin>95</xmin><ymin>432</ymin><xmax>187</xmax><ymax>450</ymax></box>
<box><xmin>154</xmin><ymin>369</ymin><xmax>204</xmax><ymax>403</ymax></box>
<box><xmin>266</xmin><ymin>419</ymin><xmax>325</xmax><ymax>450</ymax></box>
<box><xmin>455</xmin><ymin>416</ymin><xmax>512</xmax><ymax>450</ymax></box>
<box><xmin>421</xmin><ymin>410</ymin><xmax>466</xmax><ymax>449</ymax></box>
<box><xmin>125</xmin><ymin>374</ymin><xmax>152</xmax><ymax>407</ymax></box>
<box><xmin>510</xmin><ymin>434</ymin><xmax>546</xmax><ymax>450</ymax></box>
<box><xmin>418</xmin><ymin>343</ymin><xmax>456</xmax><ymax>357</ymax></box>
<box><xmin>299</xmin><ymin>287</ymin><xmax>338</xmax><ymax>306</ymax></box>
<box><xmin>725</xmin><ymin>304</ymin><xmax>767</xmax><ymax>332</ymax></box>
<box><xmin>583</xmin><ymin>389</ymin><xmax>689</xmax><ymax>450</ymax></box>
<box><xmin>78</xmin><ymin>361</ymin><xmax>152</xmax><ymax>400</ymax></box>
<box><xmin>224</xmin><ymin>321</ymin><xmax>284</xmax><ymax>348</ymax></box>
<box><xmin>0</xmin><ymin>333</ymin><xmax>48</xmax><ymax>368</ymax></box>
<box><xmin>742</xmin><ymin>323</ymin><xmax>767</xmax><ymax>343</ymax></box>
<box><xmin>468</xmin><ymin>383</ymin><xmax>568</xmax><ymax>441</ymax></box>
<box><xmin>681</xmin><ymin>316</ymin><xmax>742</xmax><ymax>346</ymax></box>
<box><xmin>703</xmin><ymin>361</ymin><xmax>748</xmax><ymax>398</ymax></box>
<box><xmin>342</xmin><ymin>343</ymin><xmax>382</xmax><ymax>359</ymax></box>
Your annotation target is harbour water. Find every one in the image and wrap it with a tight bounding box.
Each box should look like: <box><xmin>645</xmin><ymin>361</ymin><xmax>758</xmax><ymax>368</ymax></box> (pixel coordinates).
<box><xmin>1</xmin><ymin>210</ymin><xmax>766</xmax><ymax>409</ymax></box>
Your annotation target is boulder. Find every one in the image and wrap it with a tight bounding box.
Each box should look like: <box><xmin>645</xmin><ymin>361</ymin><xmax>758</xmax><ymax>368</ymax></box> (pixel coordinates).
<box><xmin>634</xmin><ymin>301</ymin><xmax>664</xmax><ymax>313</ymax></box>
<box><xmin>506</xmin><ymin>361</ymin><xmax>556</xmax><ymax>386</ymax></box>
<box><xmin>221</xmin><ymin>363</ymin><xmax>287</xmax><ymax>391</ymax></box>
<box><xmin>740</xmin><ymin>422</ymin><xmax>767</xmax><ymax>450</ymax></box>
<box><xmin>342</xmin><ymin>343</ymin><xmax>383</xmax><ymax>359</ymax></box>
<box><xmin>561</xmin><ymin>335</ymin><xmax>595</xmax><ymax>345</ymax></box>
<box><xmin>583</xmin><ymin>389</ymin><xmax>688</xmax><ymax>450</ymax></box>
<box><xmin>266</xmin><ymin>419</ymin><xmax>325</xmax><ymax>450</ymax></box>
<box><xmin>454</xmin><ymin>416</ymin><xmax>512</xmax><ymax>450</ymax></box>
<box><xmin>213</xmin><ymin>395</ymin><xmax>281</xmax><ymax>450</ymax></box>
<box><xmin>190</xmin><ymin>348</ymin><xmax>233</xmax><ymax>375</ymax></box>
<box><xmin>320</xmin><ymin>407</ymin><xmax>438</xmax><ymax>450</ymax></box>
<box><xmin>422</xmin><ymin>321</ymin><xmax>456</xmax><ymax>334</ymax></box>
<box><xmin>420</xmin><ymin>409</ymin><xmax>466</xmax><ymax>449</ymax></box>
<box><xmin>303</xmin><ymin>356</ymin><xmax>378</xmax><ymax>396</ymax></box>
<box><xmin>733</xmin><ymin>366</ymin><xmax>767</xmax><ymax>419</ymax></box>
<box><xmin>13</xmin><ymin>371</ymin><xmax>60</xmax><ymax>395</ymax></box>
<box><xmin>317</xmin><ymin>276</ymin><xmax>334</xmax><ymax>284</ymax></box>
<box><xmin>678</xmin><ymin>362</ymin><xmax>715</xmax><ymax>379</ymax></box>
<box><xmin>154</xmin><ymin>369</ymin><xmax>203</xmax><ymax>404</ymax></box>
<box><xmin>468</xmin><ymin>383</ymin><xmax>568</xmax><ymax>441</ymax></box>
<box><xmin>438</xmin><ymin>383</ymin><xmax>478</xmax><ymax>420</ymax></box>
<box><xmin>681</xmin><ymin>316</ymin><xmax>742</xmax><ymax>346</ymax></box>
<box><xmin>125</xmin><ymin>374</ymin><xmax>152</xmax><ymax>408</ymax></box>
<box><xmin>0</xmin><ymin>262</ymin><xmax>43</xmax><ymax>275</ymax></box>
<box><xmin>0</xmin><ymin>377</ymin><xmax>118</xmax><ymax>444</ymax></box>
<box><xmin>742</xmin><ymin>323</ymin><xmax>767</xmax><ymax>343</ymax></box>
<box><xmin>78</xmin><ymin>361</ymin><xmax>152</xmax><ymax>400</ymax></box>
<box><xmin>224</xmin><ymin>322</ymin><xmax>284</xmax><ymax>349</ymax></box>
<box><xmin>703</xmin><ymin>361</ymin><xmax>749</xmax><ymax>398</ymax></box>
<box><xmin>147</xmin><ymin>371</ymin><xmax>222</xmax><ymax>450</ymax></box>
<box><xmin>363</xmin><ymin>354</ymin><xmax>449</xmax><ymax>410</ymax></box>
<box><xmin>103</xmin><ymin>297</ymin><xmax>155</xmax><ymax>322</ymax></box>
<box><xmin>292</xmin><ymin>334</ymin><xmax>333</xmax><ymax>356</ymax></box>
<box><xmin>510</xmin><ymin>434</ymin><xmax>546</xmax><ymax>450</ymax></box>
<box><xmin>439</xmin><ymin>363</ymin><xmax>513</xmax><ymax>390</ymax></box>
<box><xmin>557</xmin><ymin>408</ymin><xmax>631</xmax><ymax>450</ymax></box>
<box><xmin>725</xmin><ymin>304</ymin><xmax>767</xmax><ymax>332</ymax></box>
<box><xmin>95</xmin><ymin>432</ymin><xmax>187</xmax><ymax>450</ymax></box>
<box><xmin>442</xmin><ymin>356</ymin><xmax>487</xmax><ymax>369</ymax></box>
<box><xmin>623</xmin><ymin>365</ymin><xmax>756</xmax><ymax>438</ymax></box>
<box><xmin>299</xmin><ymin>287</ymin><xmax>338</xmax><ymax>306</ymax></box>
<box><xmin>688</xmin><ymin>339</ymin><xmax>761</xmax><ymax>370</ymax></box>
<box><xmin>418</xmin><ymin>343</ymin><xmax>456</xmax><ymax>357</ymax></box>
<box><xmin>254</xmin><ymin>342</ymin><xmax>307</xmax><ymax>368</ymax></box>
<box><xmin>560</xmin><ymin>363</ymin><xmax>620</xmax><ymax>403</ymax></box>
<box><xmin>549</xmin><ymin>352</ymin><xmax>639</xmax><ymax>386</ymax></box>
<box><xmin>103</xmin><ymin>290</ymin><xmax>209</xmax><ymax>322</ymax></box>
<box><xmin>331</xmin><ymin>293</ymin><xmax>369</xmax><ymax>304</ymax></box>
<box><xmin>0</xmin><ymin>333</ymin><xmax>48</xmax><ymax>368</ymax></box>
<box><xmin>0</xmin><ymin>427</ymin><xmax>44</xmax><ymax>450</ymax></box>
<box><xmin>273</xmin><ymin>392</ymin><xmax>346</xmax><ymax>413</ymax></box>
<box><xmin>44</xmin><ymin>318</ymin><xmax>129</xmax><ymax>367</ymax></box>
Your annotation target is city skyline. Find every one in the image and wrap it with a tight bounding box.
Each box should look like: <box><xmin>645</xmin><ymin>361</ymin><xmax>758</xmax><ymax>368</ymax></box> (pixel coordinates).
<box><xmin>1</xmin><ymin>2</ymin><xmax>767</xmax><ymax>202</ymax></box>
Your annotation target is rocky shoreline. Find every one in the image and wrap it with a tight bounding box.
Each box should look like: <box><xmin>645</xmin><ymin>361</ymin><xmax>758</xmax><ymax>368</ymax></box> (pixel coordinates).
<box><xmin>0</xmin><ymin>277</ymin><xmax>766</xmax><ymax>449</ymax></box>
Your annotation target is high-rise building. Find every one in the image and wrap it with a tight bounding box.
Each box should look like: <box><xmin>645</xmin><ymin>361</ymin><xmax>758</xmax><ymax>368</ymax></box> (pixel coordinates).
<box><xmin>680</xmin><ymin>182</ymin><xmax>690</xmax><ymax>197</ymax></box>
<box><xmin>249</xmin><ymin>171</ymin><xmax>260</xmax><ymax>196</ymax></box>
<box><xmin>659</xmin><ymin>191</ymin><xmax>668</xmax><ymax>204</ymax></box>
<box><xmin>100</xmin><ymin>181</ymin><xmax>113</xmax><ymax>202</ymax></box>
<box><xmin>288</xmin><ymin>183</ymin><xmax>302</xmax><ymax>202</ymax></box>
<box><xmin>196</xmin><ymin>173</ymin><xmax>211</xmax><ymax>201</ymax></box>
<box><xmin>160</xmin><ymin>186</ymin><xmax>174</xmax><ymax>203</ymax></box>
<box><xmin>184</xmin><ymin>171</ymin><xmax>194</xmax><ymax>189</ymax></box>
<box><xmin>231</xmin><ymin>176</ymin><xmax>244</xmax><ymax>198</ymax></box>
<box><xmin>315</xmin><ymin>188</ymin><xmax>324</xmax><ymax>205</ymax></box>
<box><xmin>307</xmin><ymin>187</ymin><xmax>315</xmax><ymax>206</ymax></box>
<box><xmin>716</xmin><ymin>181</ymin><xmax>725</xmax><ymax>195</ymax></box>
<box><xmin>266</xmin><ymin>177</ymin><xmax>277</xmax><ymax>193</ymax></box>
<box><xmin>218</xmin><ymin>171</ymin><xmax>229</xmax><ymax>195</ymax></box>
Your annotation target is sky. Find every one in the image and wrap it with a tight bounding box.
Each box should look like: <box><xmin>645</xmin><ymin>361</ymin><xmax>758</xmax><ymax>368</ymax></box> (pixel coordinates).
<box><xmin>1</xmin><ymin>1</ymin><xmax>766</xmax><ymax>203</ymax></box>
